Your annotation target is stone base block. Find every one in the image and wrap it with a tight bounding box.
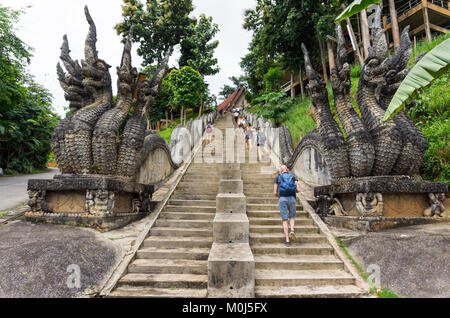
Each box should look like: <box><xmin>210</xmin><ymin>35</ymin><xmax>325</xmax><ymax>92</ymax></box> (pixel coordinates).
<box><xmin>219</xmin><ymin>180</ymin><xmax>243</xmax><ymax>194</ymax></box>
<box><xmin>26</xmin><ymin>174</ymin><xmax>154</xmax><ymax>231</ymax></box>
<box><xmin>216</xmin><ymin>193</ymin><xmax>246</xmax><ymax>214</ymax></box>
<box><xmin>314</xmin><ymin>176</ymin><xmax>448</xmax><ymax>218</ymax></box>
<box><xmin>208</xmin><ymin>243</ymin><xmax>255</xmax><ymax>298</ymax></box>
<box><xmin>221</xmin><ymin>169</ymin><xmax>241</xmax><ymax>180</ymax></box>
<box><xmin>213</xmin><ymin>213</ymin><xmax>249</xmax><ymax>243</ymax></box>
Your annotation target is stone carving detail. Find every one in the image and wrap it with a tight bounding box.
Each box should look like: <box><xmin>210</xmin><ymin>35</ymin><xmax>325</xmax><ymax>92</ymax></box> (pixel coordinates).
<box><xmin>300</xmin><ymin>2</ymin><xmax>427</xmax><ymax>179</ymax></box>
<box><xmin>423</xmin><ymin>193</ymin><xmax>445</xmax><ymax>217</ymax></box>
<box><xmin>52</xmin><ymin>6</ymin><xmax>172</xmax><ymax>178</ymax></box>
<box><xmin>85</xmin><ymin>190</ymin><xmax>115</xmax><ymax>216</ymax></box>
<box><xmin>329</xmin><ymin>197</ymin><xmax>348</xmax><ymax>216</ymax></box>
<box><xmin>27</xmin><ymin>190</ymin><xmax>47</xmax><ymax>213</ymax></box>
<box><xmin>356</xmin><ymin>192</ymin><xmax>384</xmax><ymax>217</ymax></box>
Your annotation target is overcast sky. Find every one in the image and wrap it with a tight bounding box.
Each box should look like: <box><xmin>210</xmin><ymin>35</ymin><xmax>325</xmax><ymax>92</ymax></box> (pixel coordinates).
<box><xmin>2</xmin><ymin>0</ymin><xmax>256</xmax><ymax>116</ymax></box>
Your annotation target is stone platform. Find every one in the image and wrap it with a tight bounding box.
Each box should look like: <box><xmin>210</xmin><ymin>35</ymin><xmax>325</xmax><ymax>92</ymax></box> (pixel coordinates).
<box><xmin>313</xmin><ymin>176</ymin><xmax>448</xmax><ymax>221</ymax></box>
<box><xmin>26</xmin><ymin>175</ymin><xmax>154</xmax><ymax>231</ymax></box>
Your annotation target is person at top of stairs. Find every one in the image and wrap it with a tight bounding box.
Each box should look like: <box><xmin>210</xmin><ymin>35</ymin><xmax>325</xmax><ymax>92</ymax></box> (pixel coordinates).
<box><xmin>273</xmin><ymin>165</ymin><xmax>301</xmax><ymax>247</ymax></box>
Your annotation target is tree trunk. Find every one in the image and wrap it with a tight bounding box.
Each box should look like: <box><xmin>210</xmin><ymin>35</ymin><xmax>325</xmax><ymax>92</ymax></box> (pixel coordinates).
<box><xmin>299</xmin><ymin>64</ymin><xmax>305</xmax><ymax>100</ymax></box>
<box><xmin>290</xmin><ymin>72</ymin><xmax>295</xmax><ymax>99</ymax></box>
<box><xmin>317</xmin><ymin>33</ymin><xmax>328</xmax><ymax>84</ymax></box>
<box><xmin>184</xmin><ymin>108</ymin><xmax>187</xmax><ymax>126</ymax></box>
<box><xmin>360</xmin><ymin>9</ymin><xmax>370</xmax><ymax>60</ymax></box>
<box><xmin>327</xmin><ymin>40</ymin><xmax>335</xmax><ymax>70</ymax></box>
<box><xmin>181</xmin><ymin>107</ymin><xmax>184</xmax><ymax>127</ymax></box>
<box><xmin>171</xmin><ymin>110</ymin><xmax>173</xmax><ymax>121</ymax></box>
<box><xmin>165</xmin><ymin>110</ymin><xmax>168</xmax><ymax>129</ymax></box>
<box><xmin>389</xmin><ymin>0</ymin><xmax>401</xmax><ymax>50</ymax></box>
<box><xmin>342</xmin><ymin>4</ymin><xmax>364</xmax><ymax>67</ymax></box>
<box><xmin>422</xmin><ymin>0</ymin><xmax>432</xmax><ymax>44</ymax></box>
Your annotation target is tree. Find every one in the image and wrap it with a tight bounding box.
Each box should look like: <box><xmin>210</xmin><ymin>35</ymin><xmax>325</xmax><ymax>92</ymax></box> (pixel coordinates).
<box><xmin>0</xmin><ymin>6</ymin><xmax>59</xmax><ymax>174</ymax></box>
<box><xmin>115</xmin><ymin>0</ymin><xmax>194</xmax><ymax>65</ymax></box>
<box><xmin>264</xmin><ymin>66</ymin><xmax>284</xmax><ymax>92</ymax></box>
<box><xmin>179</xmin><ymin>14</ymin><xmax>219</xmax><ymax>115</ymax></box>
<box><xmin>166</xmin><ymin>66</ymin><xmax>203</xmax><ymax>125</ymax></box>
<box><xmin>0</xmin><ymin>6</ymin><xmax>31</xmax><ymax>112</ymax></box>
<box><xmin>218</xmin><ymin>84</ymin><xmax>235</xmax><ymax>100</ymax></box>
<box><xmin>179</xmin><ymin>14</ymin><xmax>220</xmax><ymax>77</ymax></box>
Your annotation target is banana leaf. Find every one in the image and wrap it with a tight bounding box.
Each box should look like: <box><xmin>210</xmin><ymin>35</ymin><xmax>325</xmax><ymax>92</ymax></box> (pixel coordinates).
<box><xmin>335</xmin><ymin>0</ymin><xmax>382</xmax><ymax>23</ymax></box>
<box><xmin>383</xmin><ymin>38</ymin><xmax>450</xmax><ymax>122</ymax></box>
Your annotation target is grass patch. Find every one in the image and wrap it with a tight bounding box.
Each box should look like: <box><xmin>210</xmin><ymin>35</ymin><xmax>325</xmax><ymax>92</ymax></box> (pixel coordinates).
<box><xmin>0</xmin><ymin>211</ymin><xmax>8</xmax><ymax>218</ymax></box>
<box><xmin>334</xmin><ymin>235</ymin><xmax>402</xmax><ymax>298</ymax></box>
<box><xmin>157</xmin><ymin>110</ymin><xmax>203</xmax><ymax>144</ymax></box>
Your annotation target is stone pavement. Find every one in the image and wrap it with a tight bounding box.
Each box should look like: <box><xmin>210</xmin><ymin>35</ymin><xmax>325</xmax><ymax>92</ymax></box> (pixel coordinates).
<box><xmin>0</xmin><ymin>168</ymin><xmax>59</xmax><ymax>212</ymax></box>
<box><xmin>334</xmin><ymin>223</ymin><xmax>450</xmax><ymax>298</ymax></box>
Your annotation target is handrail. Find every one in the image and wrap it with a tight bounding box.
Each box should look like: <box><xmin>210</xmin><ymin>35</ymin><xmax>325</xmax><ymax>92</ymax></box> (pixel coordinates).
<box><xmin>383</xmin><ymin>0</ymin><xmax>448</xmax><ymax>26</ymax></box>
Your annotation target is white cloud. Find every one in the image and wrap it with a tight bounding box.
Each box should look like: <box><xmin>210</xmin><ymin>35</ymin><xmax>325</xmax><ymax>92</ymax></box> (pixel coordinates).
<box><xmin>2</xmin><ymin>0</ymin><xmax>255</xmax><ymax>116</ymax></box>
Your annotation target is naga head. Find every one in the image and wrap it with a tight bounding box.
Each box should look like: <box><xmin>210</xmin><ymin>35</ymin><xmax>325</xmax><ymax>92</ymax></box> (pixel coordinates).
<box><xmin>382</xmin><ymin>26</ymin><xmax>412</xmax><ymax>94</ymax></box>
<box><xmin>301</xmin><ymin>43</ymin><xmax>329</xmax><ymax>108</ymax></box>
<box><xmin>362</xmin><ymin>2</ymin><xmax>389</xmax><ymax>88</ymax></box>
<box><xmin>117</xmin><ymin>26</ymin><xmax>138</xmax><ymax>98</ymax></box>
<box><xmin>57</xmin><ymin>35</ymin><xmax>93</xmax><ymax>111</ymax></box>
<box><xmin>331</xmin><ymin>23</ymin><xmax>351</xmax><ymax>96</ymax></box>
<box><xmin>80</xmin><ymin>6</ymin><xmax>112</xmax><ymax>97</ymax></box>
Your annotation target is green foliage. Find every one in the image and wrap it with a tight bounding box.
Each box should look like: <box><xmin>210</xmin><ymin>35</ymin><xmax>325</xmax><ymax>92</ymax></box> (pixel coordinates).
<box><xmin>249</xmin><ymin>90</ymin><xmax>296</xmax><ymax>126</ymax></box>
<box><xmin>284</xmin><ymin>97</ymin><xmax>316</xmax><ymax>147</ymax></box>
<box><xmin>334</xmin><ymin>0</ymin><xmax>382</xmax><ymax>23</ymax></box>
<box><xmin>0</xmin><ymin>6</ymin><xmax>59</xmax><ymax>174</ymax></box>
<box><xmin>179</xmin><ymin>14</ymin><xmax>220</xmax><ymax>77</ymax></box>
<box><xmin>218</xmin><ymin>84</ymin><xmax>235</xmax><ymax>99</ymax></box>
<box><xmin>384</xmin><ymin>38</ymin><xmax>450</xmax><ymax>121</ymax></box>
<box><xmin>115</xmin><ymin>0</ymin><xmax>194</xmax><ymax>65</ymax></box>
<box><xmin>166</xmin><ymin>66</ymin><xmax>204</xmax><ymax>112</ymax></box>
<box><xmin>0</xmin><ymin>82</ymin><xmax>59</xmax><ymax>174</ymax></box>
<box><xmin>0</xmin><ymin>6</ymin><xmax>32</xmax><ymax>113</ymax></box>
<box><xmin>264</xmin><ymin>66</ymin><xmax>284</xmax><ymax>92</ymax></box>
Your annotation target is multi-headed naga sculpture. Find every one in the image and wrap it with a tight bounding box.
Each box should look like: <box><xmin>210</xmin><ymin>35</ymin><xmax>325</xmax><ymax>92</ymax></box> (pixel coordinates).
<box><xmin>52</xmin><ymin>6</ymin><xmax>171</xmax><ymax>178</ymax></box>
<box><xmin>301</xmin><ymin>3</ymin><xmax>427</xmax><ymax>179</ymax></box>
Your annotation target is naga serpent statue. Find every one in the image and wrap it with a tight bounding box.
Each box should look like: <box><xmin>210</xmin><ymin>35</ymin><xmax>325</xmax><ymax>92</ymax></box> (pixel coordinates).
<box><xmin>52</xmin><ymin>6</ymin><xmax>172</xmax><ymax>179</ymax></box>
<box><xmin>300</xmin><ymin>2</ymin><xmax>427</xmax><ymax>179</ymax></box>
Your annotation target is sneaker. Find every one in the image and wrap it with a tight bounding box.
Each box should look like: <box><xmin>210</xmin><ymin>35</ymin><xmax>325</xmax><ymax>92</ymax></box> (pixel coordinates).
<box><xmin>284</xmin><ymin>241</ymin><xmax>291</xmax><ymax>247</ymax></box>
<box><xmin>289</xmin><ymin>230</ymin><xmax>296</xmax><ymax>241</ymax></box>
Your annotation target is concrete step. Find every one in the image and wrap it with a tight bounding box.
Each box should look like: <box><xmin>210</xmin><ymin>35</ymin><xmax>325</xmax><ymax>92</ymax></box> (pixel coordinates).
<box><xmin>247</xmin><ymin>204</ymin><xmax>302</xmax><ymax>211</ymax></box>
<box><xmin>251</xmin><ymin>243</ymin><xmax>334</xmax><ymax>255</ymax></box>
<box><xmin>246</xmin><ymin>198</ymin><xmax>280</xmax><ymax>204</ymax></box>
<box><xmin>109</xmin><ymin>286</ymin><xmax>207</xmax><ymax>298</ymax></box>
<box><xmin>163</xmin><ymin>205</ymin><xmax>216</xmax><ymax>213</ymax></box>
<box><xmin>171</xmin><ymin>193</ymin><xmax>217</xmax><ymax>201</ymax></box>
<box><xmin>136</xmin><ymin>247</ymin><xmax>210</xmax><ymax>260</ymax></box>
<box><xmin>247</xmin><ymin>211</ymin><xmax>307</xmax><ymax>218</ymax></box>
<box><xmin>250</xmin><ymin>219</ymin><xmax>314</xmax><ymax>227</ymax></box>
<box><xmin>128</xmin><ymin>259</ymin><xmax>207</xmax><ymax>275</ymax></box>
<box><xmin>255</xmin><ymin>269</ymin><xmax>355</xmax><ymax>287</ymax></box>
<box><xmin>254</xmin><ymin>255</ymin><xmax>344</xmax><ymax>270</ymax></box>
<box><xmin>250</xmin><ymin>234</ymin><xmax>328</xmax><ymax>244</ymax></box>
<box><xmin>159</xmin><ymin>212</ymin><xmax>215</xmax><ymax>221</ymax></box>
<box><xmin>250</xmin><ymin>225</ymin><xmax>319</xmax><ymax>235</ymax></box>
<box><xmin>150</xmin><ymin>227</ymin><xmax>211</xmax><ymax>237</ymax></box>
<box><xmin>168</xmin><ymin>199</ymin><xmax>216</xmax><ymax>207</ymax></box>
<box><xmin>255</xmin><ymin>285</ymin><xmax>366</xmax><ymax>298</ymax></box>
<box><xmin>154</xmin><ymin>219</ymin><xmax>213</xmax><ymax>229</ymax></box>
<box><xmin>118</xmin><ymin>273</ymin><xmax>207</xmax><ymax>289</ymax></box>
<box><xmin>143</xmin><ymin>236</ymin><xmax>213</xmax><ymax>248</ymax></box>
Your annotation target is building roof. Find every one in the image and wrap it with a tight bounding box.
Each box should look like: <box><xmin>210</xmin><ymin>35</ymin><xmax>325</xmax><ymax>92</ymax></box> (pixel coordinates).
<box><xmin>217</xmin><ymin>88</ymin><xmax>245</xmax><ymax>112</ymax></box>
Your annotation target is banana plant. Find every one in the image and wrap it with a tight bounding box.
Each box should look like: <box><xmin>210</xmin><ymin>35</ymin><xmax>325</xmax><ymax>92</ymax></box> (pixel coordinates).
<box><xmin>383</xmin><ymin>38</ymin><xmax>450</xmax><ymax>121</ymax></box>
<box><xmin>335</xmin><ymin>0</ymin><xmax>382</xmax><ymax>23</ymax></box>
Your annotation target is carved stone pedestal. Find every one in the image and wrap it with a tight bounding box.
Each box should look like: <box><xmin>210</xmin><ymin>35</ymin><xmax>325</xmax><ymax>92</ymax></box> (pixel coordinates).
<box><xmin>26</xmin><ymin>175</ymin><xmax>154</xmax><ymax>231</ymax></box>
<box><xmin>314</xmin><ymin>176</ymin><xmax>448</xmax><ymax>220</ymax></box>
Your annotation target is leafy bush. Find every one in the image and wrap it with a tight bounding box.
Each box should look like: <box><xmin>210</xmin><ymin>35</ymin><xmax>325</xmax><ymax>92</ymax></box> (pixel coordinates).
<box><xmin>263</xmin><ymin>66</ymin><xmax>285</xmax><ymax>92</ymax></box>
<box><xmin>250</xmin><ymin>90</ymin><xmax>296</xmax><ymax>126</ymax></box>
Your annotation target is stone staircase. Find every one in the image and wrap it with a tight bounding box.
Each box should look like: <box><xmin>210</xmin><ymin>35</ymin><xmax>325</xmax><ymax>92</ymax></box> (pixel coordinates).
<box><xmin>241</xmin><ymin>160</ymin><xmax>367</xmax><ymax>297</ymax></box>
<box><xmin>108</xmin><ymin>113</ymin><xmax>367</xmax><ymax>298</ymax></box>
<box><xmin>108</xmin><ymin>119</ymin><xmax>229</xmax><ymax>298</ymax></box>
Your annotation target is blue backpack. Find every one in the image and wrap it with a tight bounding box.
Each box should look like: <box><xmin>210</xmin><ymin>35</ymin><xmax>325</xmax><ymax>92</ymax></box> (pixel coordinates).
<box><xmin>278</xmin><ymin>173</ymin><xmax>297</xmax><ymax>197</ymax></box>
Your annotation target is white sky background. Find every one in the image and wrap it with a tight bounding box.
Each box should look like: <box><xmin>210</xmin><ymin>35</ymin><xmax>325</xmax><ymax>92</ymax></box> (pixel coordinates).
<box><xmin>1</xmin><ymin>0</ymin><xmax>256</xmax><ymax>116</ymax></box>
